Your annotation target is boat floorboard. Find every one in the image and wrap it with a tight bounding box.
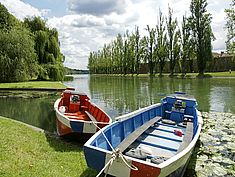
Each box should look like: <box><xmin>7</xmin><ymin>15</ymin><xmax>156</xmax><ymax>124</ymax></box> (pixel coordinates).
<box><xmin>126</xmin><ymin>121</ymin><xmax>187</xmax><ymax>159</ymax></box>
<box><xmin>138</xmin><ymin>133</ymin><xmax>182</xmax><ymax>150</ymax></box>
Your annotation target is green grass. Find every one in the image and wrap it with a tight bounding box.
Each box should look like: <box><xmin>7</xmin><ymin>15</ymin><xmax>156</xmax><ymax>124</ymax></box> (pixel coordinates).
<box><xmin>205</xmin><ymin>71</ymin><xmax>235</xmax><ymax>77</ymax></box>
<box><xmin>0</xmin><ymin>117</ymin><xmax>97</xmax><ymax>177</ymax></box>
<box><xmin>0</xmin><ymin>81</ymin><xmax>66</xmax><ymax>89</ymax></box>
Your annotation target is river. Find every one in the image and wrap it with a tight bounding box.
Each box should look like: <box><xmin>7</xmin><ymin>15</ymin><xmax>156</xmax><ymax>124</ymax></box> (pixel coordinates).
<box><xmin>0</xmin><ymin>75</ymin><xmax>235</xmax><ymax>132</ymax></box>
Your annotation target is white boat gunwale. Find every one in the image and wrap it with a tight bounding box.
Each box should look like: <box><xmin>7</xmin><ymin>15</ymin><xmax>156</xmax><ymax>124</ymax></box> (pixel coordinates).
<box><xmin>84</xmin><ymin>103</ymin><xmax>203</xmax><ymax>172</ymax></box>
<box><xmin>54</xmin><ymin>98</ymin><xmax>112</xmax><ymax>127</ymax></box>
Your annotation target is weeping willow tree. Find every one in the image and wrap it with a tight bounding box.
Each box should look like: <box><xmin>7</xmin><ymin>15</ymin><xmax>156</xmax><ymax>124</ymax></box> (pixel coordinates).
<box><xmin>24</xmin><ymin>17</ymin><xmax>64</xmax><ymax>81</ymax></box>
<box><xmin>0</xmin><ymin>3</ymin><xmax>38</xmax><ymax>82</ymax></box>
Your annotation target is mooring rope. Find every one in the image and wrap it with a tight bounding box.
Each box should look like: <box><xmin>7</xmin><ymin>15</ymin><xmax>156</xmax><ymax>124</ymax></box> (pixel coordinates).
<box><xmin>90</xmin><ymin>120</ymin><xmax>138</xmax><ymax>177</ymax></box>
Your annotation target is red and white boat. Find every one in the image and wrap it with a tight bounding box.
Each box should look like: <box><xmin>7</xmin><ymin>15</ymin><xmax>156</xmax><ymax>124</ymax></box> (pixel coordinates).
<box><xmin>54</xmin><ymin>88</ymin><xmax>112</xmax><ymax>136</ymax></box>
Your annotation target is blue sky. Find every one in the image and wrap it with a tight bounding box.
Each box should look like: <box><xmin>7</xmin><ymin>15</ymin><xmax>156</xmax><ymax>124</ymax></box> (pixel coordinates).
<box><xmin>0</xmin><ymin>0</ymin><xmax>231</xmax><ymax>69</ymax></box>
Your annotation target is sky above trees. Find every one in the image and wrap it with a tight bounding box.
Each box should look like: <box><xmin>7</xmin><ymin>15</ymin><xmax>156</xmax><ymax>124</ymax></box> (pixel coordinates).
<box><xmin>0</xmin><ymin>0</ymin><xmax>231</xmax><ymax>69</ymax></box>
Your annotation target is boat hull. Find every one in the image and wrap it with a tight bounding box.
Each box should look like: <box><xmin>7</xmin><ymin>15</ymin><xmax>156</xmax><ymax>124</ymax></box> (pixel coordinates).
<box><xmin>84</xmin><ymin>94</ymin><xmax>203</xmax><ymax>177</ymax></box>
<box><xmin>84</xmin><ymin>129</ymin><xmax>199</xmax><ymax>177</ymax></box>
<box><xmin>54</xmin><ymin>96</ymin><xmax>112</xmax><ymax>137</ymax></box>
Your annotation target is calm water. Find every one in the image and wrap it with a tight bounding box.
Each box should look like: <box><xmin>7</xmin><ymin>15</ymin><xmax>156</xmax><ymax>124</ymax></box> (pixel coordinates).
<box><xmin>64</xmin><ymin>75</ymin><xmax>235</xmax><ymax>117</ymax></box>
<box><xmin>0</xmin><ymin>75</ymin><xmax>235</xmax><ymax>131</ymax></box>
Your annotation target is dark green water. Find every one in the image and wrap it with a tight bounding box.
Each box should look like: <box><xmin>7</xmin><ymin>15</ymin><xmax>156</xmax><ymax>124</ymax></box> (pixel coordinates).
<box><xmin>65</xmin><ymin>75</ymin><xmax>235</xmax><ymax>117</ymax></box>
<box><xmin>0</xmin><ymin>92</ymin><xmax>58</xmax><ymax>132</ymax></box>
<box><xmin>0</xmin><ymin>75</ymin><xmax>234</xmax><ymax>132</ymax></box>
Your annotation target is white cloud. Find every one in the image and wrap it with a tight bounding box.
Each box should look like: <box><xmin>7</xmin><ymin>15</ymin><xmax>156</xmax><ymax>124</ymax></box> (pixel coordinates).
<box><xmin>0</xmin><ymin>0</ymin><xmax>49</xmax><ymax>20</ymax></box>
<box><xmin>1</xmin><ymin>0</ymin><xmax>231</xmax><ymax>69</ymax></box>
<box><xmin>67</xmin><ymin>0</ymin><xmax>128</xmax><ymax>16</ymax></box>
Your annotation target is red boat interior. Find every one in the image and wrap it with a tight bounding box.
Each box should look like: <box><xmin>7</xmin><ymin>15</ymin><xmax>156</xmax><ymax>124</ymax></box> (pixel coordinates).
<box><xmin>58</xmin><ymin>90</ymin><xmax>110</xmax><ymax>127</ymax></box>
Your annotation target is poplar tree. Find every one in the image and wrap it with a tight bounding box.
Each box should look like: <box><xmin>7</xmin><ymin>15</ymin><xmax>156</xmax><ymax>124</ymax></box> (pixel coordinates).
<box><xmin>156</xmin><ymin>10</ymin><xmax>168</xmax><ymax>76</ymax></box>
<box><xmin>181</xmin><ymin>15</ymin><xmax>194</xmax><ymax>75</ymax></box>
<box><xmin>145</xmin><ymin>25</ymin><xmax>157</xmax><ymax>76</ymax></box>
<box><xmin>225</xmin><ymin>0</ymin><xmax>235</xmax><ymax>54</ymax></box>
<box><xmin>166</xmin><ymin>7</ymin><xmax>181</xmax><ymax>76</ymax></box>
<box><xmin>189</xmin><ymin>0</ymin><xmax>214</xmax><ymax>76</ymax></box>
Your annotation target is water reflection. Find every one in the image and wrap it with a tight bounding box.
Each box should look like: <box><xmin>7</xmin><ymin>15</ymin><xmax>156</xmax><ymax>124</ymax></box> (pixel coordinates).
<box><xmin>0</xmin><ymin>75</ymin><xmax>234</xmax><ymax>132</ymax></box>
<box><xmin>70</xmin><ymin>75</ymin><xmax>235</xmax><ymax>118</ymax></box>
<box><xmin>0</xmin><ymin>94</ymin><xmax>58</xmax><ymax>132</ymax></box>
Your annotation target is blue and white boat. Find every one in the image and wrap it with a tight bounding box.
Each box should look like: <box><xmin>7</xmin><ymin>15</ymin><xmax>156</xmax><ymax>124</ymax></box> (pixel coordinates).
<box><xmin>84</xmin><ymin>93</ymin><xmax>203</xmax><ymax>177</ymax></box>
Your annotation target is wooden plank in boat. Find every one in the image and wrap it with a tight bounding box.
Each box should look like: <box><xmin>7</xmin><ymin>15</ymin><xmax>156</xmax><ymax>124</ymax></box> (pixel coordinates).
<box><xmin>116</xmin><ymin>116</ymin><xmax>162</xmax><ymax>153</ymax></box>
<box><xmin>85</xmin><ymin>111</ymin><xmax>97</xmax><ymax>122</ymax></box>
<box><xmin>177</xmin><ymin>122</ymin><xmax>193</xmax><ymax>153</ymax></box>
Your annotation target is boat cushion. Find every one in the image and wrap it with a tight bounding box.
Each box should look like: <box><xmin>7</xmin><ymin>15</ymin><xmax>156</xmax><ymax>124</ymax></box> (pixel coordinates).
<box><xmin>151</xmin><ymin>156</ymin><xmax>168</xmax><ymax>164</ymax></box>
<box><xmin>125</xmin><ymin>148</ymin><xmax>148</xmax><ymax>160</ymax></box>
<box><xmin>161</xmin><ymin>119</ymin><xmax>176</xmax><ymax>125</ymax></box>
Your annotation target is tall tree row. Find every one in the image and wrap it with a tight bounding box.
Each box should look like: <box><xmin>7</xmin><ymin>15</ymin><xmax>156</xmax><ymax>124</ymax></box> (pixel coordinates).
<box><xmin>88</xmin><ymin>0</ymin><xmax>214</xmax><ymax>77</ymax></box>
<box><xmin>0</xmin><ymin>3</ymin><xmax>64</xmax><ymax>82</ymax></box>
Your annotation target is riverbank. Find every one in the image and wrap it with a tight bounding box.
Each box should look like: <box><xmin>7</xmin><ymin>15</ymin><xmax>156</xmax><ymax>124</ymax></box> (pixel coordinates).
<box><xmin>1</xmin><ymin>112</ymin><xmax>234</xmax><ymax>176</ymax></box>
<box><xmin>0</xmin><ymin>81</ymin><xmax>66</xmax><ymax>90</ymax></box>
<box><xmin>0</xmin><ymin>81</ymin><xmax>67</xmax><ymax>99</ymax></box>
<box><xmin>93</xmin><ymin>71</ymin><xmax>235</xmax><ymax>78</ymax></box>
<box><xmin>0</xmin><ymin>116</ymin><xmax>96</xmax><ymax>177</ymax></box>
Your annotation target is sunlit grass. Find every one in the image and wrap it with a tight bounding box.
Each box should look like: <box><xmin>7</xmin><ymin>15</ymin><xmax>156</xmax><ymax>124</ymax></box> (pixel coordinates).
<box><xmin>0</xmin><ymin>81</ymin><xmax>66</xmax><ymax>89</ymax></box>
<box><xmin>0</xmin><ymin>117</ymin><xmax>96</xmax><ymax>177</ymax></box>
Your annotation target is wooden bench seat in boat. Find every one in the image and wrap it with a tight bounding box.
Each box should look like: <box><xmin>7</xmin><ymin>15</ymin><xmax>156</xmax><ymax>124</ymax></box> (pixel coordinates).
<box><xmin>64</xmin><ymin>111</ymin><xmax>90</xmax><ymax>121</ymax></box>
<box><xmin>116</xmin><ymin>116</ymin><xmax>162</xmax><ymax>153</ymax></box>
<box><xmin>177</xmin><ymin>121</ymin><xmax>193</xmax><ymax>153</ymax></box>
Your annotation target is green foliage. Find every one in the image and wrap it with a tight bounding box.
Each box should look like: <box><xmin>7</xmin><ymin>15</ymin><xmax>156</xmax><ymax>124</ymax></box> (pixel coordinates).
<box><xmin>88</xmin><ymin>1</ymin><xmax>214</xmax><ymax>76</ymax></box>
<box><xmin>46</xmin><ymin>64</ymin><xmax>64</xmax><ymax>81</ymax></box>
<box><xmin>37</xmin><ymin>65</ymin><xmax>49</xmax><ymax>81</ymax></box>
<box><xmin>145</xmin><ymin>25</ymin><xmax>157</xmax><ymax>76</ymax></box>
<box><xmin>189</xmin><ymin>0</ymin><xmax>214</xmax><ymax>75</ymax></box>
<box><xmin>0</xmin><ymin>28</ymin><xmax>38</xmax><ymax>82</ymax></box>
<box><xmin>24</xmin><ymin>17</ymin><xmax>46</xmax><ymax>32</ymax></box>
<box><xmin>156</xmin><ymin>10</ymin><xmax>168</xmax><ymax>76</ymax></box>
<box><xmin>166</xmin><ymin>6</ymin><xmax>181</xmax><ymax>76</ymax></box>
<box><xmin>23</xmin><ymin>17</ymin><xmax>65</xmax><ymax>81</ymax></box>
<box><xmin>225</xmin><ymin>0</ymin><xmax>235</xmax><ymax>54</ymax></box>
<box><xmin>180</xmin><ymin>15</ymin><xmax>195</xmax><ymax>74</ymax></box>
<box><xmin>0</xmin><ymin>3</ymin><xmax>16</xmax><ymax>30</ymax></box>
<box><xmin>0</xmin><ymin>4</ymin><xmax>64</xmax><ymax>83</ymax></box>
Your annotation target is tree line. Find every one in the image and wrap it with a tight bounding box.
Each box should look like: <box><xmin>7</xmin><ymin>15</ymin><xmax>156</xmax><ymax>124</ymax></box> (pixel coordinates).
<box><xmin>0</xmin><ymin>3</ymin><xmax>64</xmax><ymax>82</ymax></box>
<box><xmin>88</xmin><ymin>0</ymin><xmax>233</xmax><ymax>76</ymax></box>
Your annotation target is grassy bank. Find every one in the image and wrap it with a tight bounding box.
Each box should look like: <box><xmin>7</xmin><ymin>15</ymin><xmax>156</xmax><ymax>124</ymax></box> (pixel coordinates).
<box><xmin>0</xmin><ymin>117</ymin><xmax>96</xmax><ymax>177</ymax></box>
<box><xmin>94</xmin><ymin>71</ymin><xmax>235</xmax><ymax>78</ymax></box>
<box><xmin>0</xmin><ymin>81</ymin><xmax>66</xmax><ymax>89</ymax></box>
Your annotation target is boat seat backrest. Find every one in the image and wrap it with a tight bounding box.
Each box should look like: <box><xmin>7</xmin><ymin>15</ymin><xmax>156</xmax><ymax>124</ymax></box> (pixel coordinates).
<box><xmin>184</xmin><ymin>101</ymin><xmax>196</xmax><ymax>115</ymax></box>
<box><xmin>184</xmin><ymin>106</ymin><xmax>193</xmax><ymax>115</ymax></box>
